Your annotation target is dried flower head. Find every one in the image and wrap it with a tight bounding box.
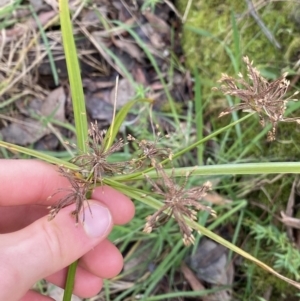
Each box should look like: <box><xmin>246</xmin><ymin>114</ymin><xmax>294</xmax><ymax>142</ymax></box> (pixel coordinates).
<box><xmin>128</xmin><ymin>132</ymin><xmax>173</xmax><ymax>168</ymax></box>
<box><xmin>48</xmin><ymin>167</ymin><xmax>90</xmax><ymax>224</ymax></box>
<box><xmin>213</xmin><ymin>56</ymin><xmax>300</xmax><ymax>141</ymax></box>
<box><xmin>143</xmin><ymin>164</ymin><xmax>215</xmax><ymax>246</ymax></box>
<box><xmin>72</xmin><ymin>122</ymin><xmax>127</xmax><ymax>185</ymax></box>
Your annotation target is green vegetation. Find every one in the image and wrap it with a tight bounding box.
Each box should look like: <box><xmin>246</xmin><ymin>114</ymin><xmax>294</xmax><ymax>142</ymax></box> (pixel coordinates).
<box><xmin>1</xmin><ymin>0</ymin><xmax>300</xmax><ymax>300</ymax></box>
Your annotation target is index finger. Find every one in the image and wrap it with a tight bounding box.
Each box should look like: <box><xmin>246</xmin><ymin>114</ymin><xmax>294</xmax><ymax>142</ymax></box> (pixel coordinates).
<box><xmin>0</xmin><ymin>159</ymin><xmax>70</xmax><ymax>206</ymax></box>
<box><xmin>0</xmin><ymin>159</ymin><xmax>135</xmax><ymax>225</ymax></box>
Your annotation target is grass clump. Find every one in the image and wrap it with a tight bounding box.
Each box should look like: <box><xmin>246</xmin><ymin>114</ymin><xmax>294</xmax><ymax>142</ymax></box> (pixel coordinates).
<box><xmin>2</xmin><ymin>1</ymin><xmax>300</xmax><ymax>300</ymax></box>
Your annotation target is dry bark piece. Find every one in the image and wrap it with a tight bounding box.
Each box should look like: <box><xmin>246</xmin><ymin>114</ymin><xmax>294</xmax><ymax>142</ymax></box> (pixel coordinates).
<box><xmin>132</xmin><ymin>66</ymin><xmax>148</xmax><ymax>85</ymax></box>
<box><xmin>82</xmin><ymin>78</ymin><xmax>115</xmax><ymax>91</ymax></box>
<box><xmin>41</xmin><ymin>86</ymin><xmax>66</xmax><ymax>122</ymax></box>
<box><xmin>17</xmin><ymin>86</ymin><xmax>66</xmax><ymax>122</ymax></box>
<box><xmin>141</xmin><ymin>23</ymin><xmax>166</xmax><ymax>49</ymax></box>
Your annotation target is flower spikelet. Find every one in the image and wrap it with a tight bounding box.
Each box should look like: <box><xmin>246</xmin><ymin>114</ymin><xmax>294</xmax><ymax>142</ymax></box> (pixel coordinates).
<box><xmin>47</xmin><ymin>167</ymin><xmax>90</xmax><ymax>224</ymax></box>
<box><xmin>72</xmin><ymin>122</ymin><xmax>127</xmax><ymax>185</ymax></box>
<box><xmin>128</xmin><ymin>132</ymin><xmax>172</xmax><ymax>168</ymax></box>
<box><xmin>213</xmin><ymin>56</ymin><xmax>300</xmax><ymax>141</ymax></box>
<box><xmin>143</xmin><ymin>164</ymin><xmax>215</xmax><ymax>246</ymax></box>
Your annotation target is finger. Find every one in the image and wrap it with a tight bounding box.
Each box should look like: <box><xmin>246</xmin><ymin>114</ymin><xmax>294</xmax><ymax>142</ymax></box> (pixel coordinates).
<box><xmin>92</xmin><ymin>186</ymin><xmax>135</xmax><ymax>225</ymax></box>
<box><xmin>20</xmin><ymin>290</ymin><xmax>55</xmax><ymax>301</ymax></box>
<box><xmin>44</xmin><ymin>240</ymin><xmax>123</xmax><ymax>298</ymax></box>
<box><xmin>0</xmin><ymin>205</ymin><xmax>47</xmax><ymax>233</ymax></box>
<box><xmin>0</xmin><ymin>160</ymin><xmax>135</xmax><ymax>226</ymax></box>
<box><xmin>46</xmin><ymin>266</ymin><xmax>103</xmax><ymax>298</ymax></box>
<box><xmin>0</xmin><ymin>187</ymin><xmax>134</xmax><ymax>232</ymax></box>
<box><xmin>0</xmin><ymin>159</ymin><xmax>70</xmax><ymax>206</ymax></box>
<box><xmin>46</xmin><ymin>239</ymin><xmax>123</xmax><ymax>287</ymax></box>
<box><xmin>80</xmin><ymin>239</ymin><xmax>123</xmax><ymax>278</ymax></box>
<box><xmin>0</xmin><ymin>201</ymin><xmax>112</xmax><ymax>301</ymax></box>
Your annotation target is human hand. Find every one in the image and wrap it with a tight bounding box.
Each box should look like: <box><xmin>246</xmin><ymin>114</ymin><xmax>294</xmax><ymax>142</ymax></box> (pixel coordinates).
<box><xmin>0</xmin><ymin>160</ymin><xmax>135</xmax><ymax>301</ymax></box>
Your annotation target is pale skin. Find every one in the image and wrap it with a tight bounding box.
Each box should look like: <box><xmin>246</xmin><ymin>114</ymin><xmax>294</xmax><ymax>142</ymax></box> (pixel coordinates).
<box><xmin>0</xmin><ymin>160</ymin><xmax>135</xmax><ymax>301</ymax></box>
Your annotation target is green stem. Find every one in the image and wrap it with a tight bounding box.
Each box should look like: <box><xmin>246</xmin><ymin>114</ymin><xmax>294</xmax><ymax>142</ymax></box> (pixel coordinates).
<box><xmin>59</xmin><ymin>0</ymin><xmax>88</xmax><ymax>299</ymax></box>
<box><xmin>112</xmin><ymin>113</ymin><xmax>255</xmax><ymax>181</ymax></box>
<box><xmin>112</xmin><ymin>162</ymin><xmax>300</xmax><ymax>181</ymax></box>
<box><xmin>63</xmin><ymin>261</ymin><xmax>78</xmax><ymax>301</ymax></box>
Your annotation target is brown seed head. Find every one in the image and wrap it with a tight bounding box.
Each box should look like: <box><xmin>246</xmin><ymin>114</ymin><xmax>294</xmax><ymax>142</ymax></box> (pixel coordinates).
<box><xmin>48</xmin><ymin>167</ymin><xmax>90</xmax><ymax>223</ymax></box>
<box><xmin>213</xmin><ymin>56</ymin><xmax>300</xmax><ymax>141</ymax></box>
<box><xmin>72</xmin><ymin>121</ymin><xmax>127</xmax><ymax>184</ymax></box>
<box><xmin>143</xmin><ymin>165</ymin><xmax>215</xmax><ymax>246</ymax></box>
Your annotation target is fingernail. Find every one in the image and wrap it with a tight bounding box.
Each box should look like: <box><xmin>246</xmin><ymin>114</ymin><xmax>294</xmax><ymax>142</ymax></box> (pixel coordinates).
<box><xmin>82</xmin><ymin>203</ymin><xmax>112</xmax><ymax>238</ymax></box>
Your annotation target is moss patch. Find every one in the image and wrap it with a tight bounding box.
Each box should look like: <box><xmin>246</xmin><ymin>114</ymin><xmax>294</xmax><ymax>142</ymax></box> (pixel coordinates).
<box><xmin>177</xmin><ymin>0</ymin><xmax>298</xmax><ymax>89</ymax></box>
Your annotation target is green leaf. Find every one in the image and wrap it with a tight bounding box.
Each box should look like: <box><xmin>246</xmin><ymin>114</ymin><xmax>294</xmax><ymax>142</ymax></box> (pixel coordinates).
<box><xmin>30</xmin><ymin>5</ymin><xmax>59</xmax><ymax>86</ymax></box>
<box><xmin>0</xmin><ymin>140</ymin><xmax>78</xmax><ymax>169</ymax></box>
<box><xmin>112</xmin><ymin>161</ymin><xmax>300</xmax><ymax>182</ymax></box>
<box><xmin>59</xmin><ymin>0</ymin><xmax>89</xmax><ymax>299</ymax></box>
<box><xmin>103</xmin><ymin>98</ymin><xmax>151</xmax><ymax>150</ymax></box>
<box><xmin>59</xmin><ymin>0</ymin><xmax>88</xmax><ymax>151</ymax></box>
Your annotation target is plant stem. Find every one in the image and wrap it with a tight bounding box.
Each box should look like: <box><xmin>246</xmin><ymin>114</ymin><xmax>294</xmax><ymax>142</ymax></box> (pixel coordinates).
<box><xmin>62</xmin><ymin>261</ymin><xmax>78</xmax><ymax>301</ymax></box>
<box><xmin>59</xmin><ymin>0</ymin><xmax>88</xmax><ymax>299</ymax></box>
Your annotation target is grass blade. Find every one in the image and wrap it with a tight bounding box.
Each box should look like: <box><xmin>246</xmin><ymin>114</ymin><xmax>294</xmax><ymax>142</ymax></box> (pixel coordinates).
<box><xmin>111</xmin><ymin>113</ymin><xmax>254</xmax><ymax>181</ymax></box>
<box><xmin>59</xmin><ymin>0</ymin><xmax>89</xmax><ymax>299</ymax></box>
<box><xmin>103</xmin><ymin>98</ymin><xmax>151</xmax><ymax>150</ymax></box>
<box><xmin>103</xmin><ymin>99</ymin><xmax>137</xmax><ymax>150</ymax></box>
<box><xmin>113</xmin><ymin>162</ymin><xmax>300</xmax><ymax>182</ymax></box>
<box><xmin>0</xmin><ymin>141</ymin><xmax>78</xmax><ymax>169</ymax></box>
<box><xmin>30</xmin><ymin>5</ymin><xmax>59</xmax><ymax>86</ymax></box>
<box><xmin>59</xmin><ymin>0</ymin><xmax>88</xmax><ymax>151</ymax></box>
<box><xmin>193</xmin><ymin>68</ymin><xmax>203</xmax><ymax>165</ymax></box>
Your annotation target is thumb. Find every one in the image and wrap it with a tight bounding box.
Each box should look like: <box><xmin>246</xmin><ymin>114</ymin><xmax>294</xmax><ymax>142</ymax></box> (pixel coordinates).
<box><xmin>0</xmin><ymin>201</ymin><xmax>112</xmax><ymax>301</ymax></box>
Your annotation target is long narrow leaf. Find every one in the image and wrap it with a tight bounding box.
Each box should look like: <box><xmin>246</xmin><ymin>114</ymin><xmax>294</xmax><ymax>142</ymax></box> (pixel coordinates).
<box><xmin>112</xmin><ymin>162</ymin><xmax>300</xmax><ymax>182</ymax></box>
<box><xmin>0</xmin><ymin>141</ymin><xmax>78</xmax><ymax>169</ymax></box>
<box><xmin>59</xmin><ymin>1</ymin><xmax>89</xmax><ymax>299</ymax></box>
<box><xmin>30</xmin><ymin>5</ymin><xmax>59</xmax><ymax>86</ymax></box>
<box><xmin>103</xmin><ymin>99</ymin><xmax>137</xmax><ymax>150</ymax></box>
<box><xmin>59</xmin><ymin>0</ymin><xmax>88</xmax><ymax>151</ymax></box>
<box><xmin>193</xmin><ymin>68</ymin><xmax>203</xmax><ymax>164</ymax></box>
<box><xmin>103</xmin><ymin>98</ymin><xmax>151</xmax><ymax>150</ymax></box>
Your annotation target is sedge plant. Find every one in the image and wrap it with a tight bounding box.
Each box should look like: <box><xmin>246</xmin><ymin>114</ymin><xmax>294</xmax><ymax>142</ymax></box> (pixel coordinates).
<box><xmin>2</xmin><ymin>1</ymin><xmax>300</xmax><ymax>300</ymax></box>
